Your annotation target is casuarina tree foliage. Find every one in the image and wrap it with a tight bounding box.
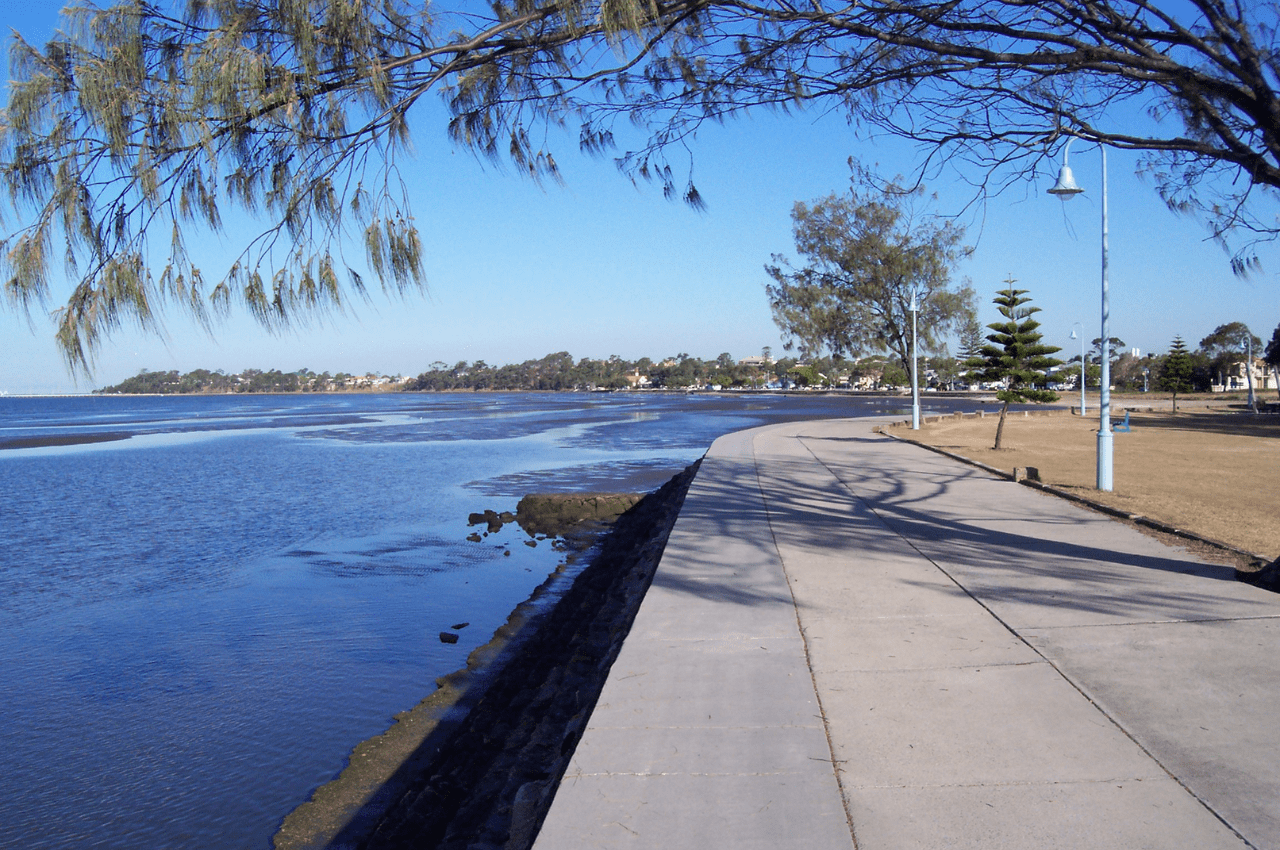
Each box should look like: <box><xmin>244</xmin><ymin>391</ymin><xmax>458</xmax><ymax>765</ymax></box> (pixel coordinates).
<box><xmin>4</xmin><ymin>1</ymin><xmax>1280</xmax><ymax>369</ymax></box>
<box><xmin>766</xmin><ymin>174</ymin><xmax>976</xmax><ymax>379</ymax></box>
<box><xmin>965</xmin><ymin>282</ymin><xmax>1062</xmax><ymax>450</ymax></box>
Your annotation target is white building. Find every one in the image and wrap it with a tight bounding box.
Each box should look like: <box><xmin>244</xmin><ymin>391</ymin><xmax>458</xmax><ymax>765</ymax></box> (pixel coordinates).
<box><xmin>1211</xmin><ymin>357</ymin><xmax>1277</xmax><ymax>392</ymax></box>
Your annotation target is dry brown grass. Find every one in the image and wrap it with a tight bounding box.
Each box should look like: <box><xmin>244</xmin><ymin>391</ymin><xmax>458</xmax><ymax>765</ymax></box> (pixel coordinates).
<box><xmin>901</xmin><ymin>399</ymin><xmax>1280</xmax><ymax>562</ymax></box>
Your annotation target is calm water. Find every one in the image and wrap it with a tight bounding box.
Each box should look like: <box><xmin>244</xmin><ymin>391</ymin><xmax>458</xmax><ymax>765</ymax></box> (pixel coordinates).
<box><xmin>0</xmin><ymin>391</ymin><xmax>986</xmax><ymax>848</ymax></box>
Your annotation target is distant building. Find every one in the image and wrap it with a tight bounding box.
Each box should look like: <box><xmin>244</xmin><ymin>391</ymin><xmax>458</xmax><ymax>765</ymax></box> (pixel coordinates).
<box><xmin>624</xmin><ymin>369</ymin><xmax>651</xmax><ymax>388</ymax></box>
<box><xmin>1211</xmin><ymin>357</ymin><xmax>1276</xmax><ymax>392</ymax></box>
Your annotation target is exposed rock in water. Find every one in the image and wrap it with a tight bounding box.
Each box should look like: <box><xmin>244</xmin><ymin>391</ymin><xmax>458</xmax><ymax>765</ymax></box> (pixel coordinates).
<box><xmin>466</xmin><ymin>494</ymin><xmax>644</xmax><ymax>541</ymax></box>
<box><xmin>512</xmin><ymin>493</ymin><xmax>644</xmax><ymax>538</ymax></box>
<box><xmin>466</xmin><ymin>509</ymin><xmax>516</xmax><ymax>534</ymax></box>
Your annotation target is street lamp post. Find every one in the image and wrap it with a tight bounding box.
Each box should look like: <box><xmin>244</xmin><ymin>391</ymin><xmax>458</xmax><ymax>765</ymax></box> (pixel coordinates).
<box><xmin>1246</xmin><ymin>335</ymin><xmax>1258</xmax><ymax>412</ymax></box>
<box><xmin>1070</xmin><ymin>323</ymin><xmax>1086</xmax><ymax>415</ymax></box>
<box><xmin>1049</xmin><ymin>138</ymin><xmax>1114</xmax><ymax>492</ymax></box>
<box><xmin>910</xmin><ymin>289</ymin><xmax>920</xmax><ymax>430</ymax></box>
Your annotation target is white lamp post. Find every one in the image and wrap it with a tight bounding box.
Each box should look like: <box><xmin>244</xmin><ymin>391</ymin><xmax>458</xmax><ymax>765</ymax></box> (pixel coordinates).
<box><xmin>1069</xmin><ymin>322</ymin><xmax>1086</xmax><ymax>415</ymax></box>
<box><xmin>1049</xmin><ymin>138</ymin><xmax>1113</xmax><ymax>492</ymax></box>
<box><xmin>910</xmin><ymin>289</ymin><xmax>921</xmax><ymax>430</ymax></box>
<box><xmin>1246</xmin><ymin>335</ymin><xmax>1258</xmax><ymax>412</ymax></box>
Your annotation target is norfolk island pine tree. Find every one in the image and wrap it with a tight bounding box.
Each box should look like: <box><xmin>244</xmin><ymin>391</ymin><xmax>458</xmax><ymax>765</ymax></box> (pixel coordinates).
<box><xmin>1158</xmin><ymin>336</ymin><xmax>1197</xmax><ymax>414</ymax></box>
<box><xmin>965</xmin><ymin>282</ymin><xmax>1063</xmax><ymax>450</ymax></box>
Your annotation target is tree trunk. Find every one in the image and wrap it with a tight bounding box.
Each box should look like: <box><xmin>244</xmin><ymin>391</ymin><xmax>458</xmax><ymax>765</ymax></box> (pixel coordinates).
<box><xmin>1172</xmin><ymin>391</ymin><xmax>1178</xmax><ymax>415</ymax></box>
<box><xmin>993</xmin><ymin>401</ymin><xmax>1010</xmax><ymax>449</ymax></box>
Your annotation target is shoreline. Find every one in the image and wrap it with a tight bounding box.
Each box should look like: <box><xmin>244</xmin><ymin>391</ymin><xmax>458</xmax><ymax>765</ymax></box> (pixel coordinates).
<box><xmin>273</xmin><ymin>463</ymin><xmax>699</xmax><ymax>850</ymax></box>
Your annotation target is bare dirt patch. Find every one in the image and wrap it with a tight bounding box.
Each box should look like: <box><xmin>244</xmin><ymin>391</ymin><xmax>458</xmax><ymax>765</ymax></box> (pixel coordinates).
<box><xmin>898</xmin><ymin>399</ymin><xmax>1279</xmax><ymax>563</ymax></box>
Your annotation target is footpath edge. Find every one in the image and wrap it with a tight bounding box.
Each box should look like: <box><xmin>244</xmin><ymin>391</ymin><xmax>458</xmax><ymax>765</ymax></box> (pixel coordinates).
<box><xmin>875</xmin><ymin>423</ymin><xmax>1272</xmax><ymax>582</ymax></box>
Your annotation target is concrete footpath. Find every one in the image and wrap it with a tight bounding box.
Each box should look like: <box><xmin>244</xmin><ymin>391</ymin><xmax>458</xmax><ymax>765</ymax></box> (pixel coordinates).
<box><xmin>533</xmin><ymin>418</ymin><xmax>1280</xmax><ymax>849</ymax></box>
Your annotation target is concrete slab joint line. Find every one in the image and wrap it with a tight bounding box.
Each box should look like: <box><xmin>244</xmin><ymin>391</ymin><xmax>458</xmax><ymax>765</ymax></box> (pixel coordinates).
<box><xmin>535</xmin><ymin>418</ymin><xmax>1277</xmax><ymax>850</ymax></box>
<box><xmin>807</xmin><ymin>429</ymin><xmax>1250</xmax><ymax>839</ymax></box>
<box><xmin>748</xmin><ymin>429</ymin><xmax>861</xmax><ymax>849</ymax></box>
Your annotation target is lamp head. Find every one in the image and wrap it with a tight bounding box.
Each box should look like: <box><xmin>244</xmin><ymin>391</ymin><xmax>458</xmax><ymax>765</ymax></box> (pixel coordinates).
<box><xmin>1070</xmin><ymin>328</ymin><xmax>1078</xmax><ymax>340</ymax></box>
<box><xmin>1048</xmin><ymin>164</ymin><xmax>1085</xmax><ymax>199</ymax></box>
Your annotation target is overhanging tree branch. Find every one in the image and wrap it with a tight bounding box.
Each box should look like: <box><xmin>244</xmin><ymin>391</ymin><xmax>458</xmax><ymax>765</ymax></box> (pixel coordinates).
<box><xmin>4</xmin><ymin>0</ymin><xmax>1280</xmax><ymax>371</ymax></box>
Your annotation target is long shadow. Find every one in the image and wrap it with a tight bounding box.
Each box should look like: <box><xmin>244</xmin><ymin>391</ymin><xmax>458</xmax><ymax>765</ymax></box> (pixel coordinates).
<box><xmin>648</xmin><ymin>567</ymin><xmax>795</xmax><ymax>608</ymax></box>
<box><xmin>636</xmin><ymin>435</ymin><xmax>1274</xmax><ymax>628</ymax></box>
<box><xmin>642</xmin><ymin>452</ymin><xmax>798</xmax><ymax>610</ymax></box>
<box><xmin>1125</xmin><ymin>410</ymin><xmax>1280</xmax><ymax>439</ymax></box>
<box><xmin>790</xmin><ymin>434</ymin><xmax>1276</xmax><ymax>622</ymax></box>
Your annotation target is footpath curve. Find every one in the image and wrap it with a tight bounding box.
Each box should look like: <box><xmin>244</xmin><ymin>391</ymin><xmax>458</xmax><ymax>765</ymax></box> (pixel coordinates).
<box><xmin>533</xmin><ymin>418</ymin><xmax>1280</xmax><ymax>849</ymax></box>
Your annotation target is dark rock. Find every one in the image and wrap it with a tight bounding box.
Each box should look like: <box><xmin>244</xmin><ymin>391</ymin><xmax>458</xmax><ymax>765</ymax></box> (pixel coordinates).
<box><xmin>439</xmin><ymin>632</ymin><xmax>460</xmax><ymax>644</ymax></box>
<box><xmin>467</xmin><ymin>509</ymin><xmax>508</xmax><ymax>534</ymax></box>
<box><xmin>513</xmin><ymin>493</ymin><xmax>643</xmax><ymax>538</ymax></box>
<box><xmin>451</xmin><ymin>622</ymin><xmax>470</xmax><ymax>630</ymax></box>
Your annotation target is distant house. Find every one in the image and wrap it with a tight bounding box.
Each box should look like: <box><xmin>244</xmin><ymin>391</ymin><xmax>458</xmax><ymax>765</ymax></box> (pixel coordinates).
<box><xmin>1211</xmin><ymin>357</ymin><xmax>1276</xmax><ymax>392</ymax></box>
<box><xmin>624</xmin><ymin>369</ymin><xmax>651</xmax><ymax>388</ymax></box>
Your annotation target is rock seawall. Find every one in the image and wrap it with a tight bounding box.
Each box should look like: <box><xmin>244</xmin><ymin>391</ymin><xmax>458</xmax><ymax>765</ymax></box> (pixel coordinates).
<box><xmin>275</xmin><ymin>461</ymin><xmax>698</xmax><ymax>850</ymax></box>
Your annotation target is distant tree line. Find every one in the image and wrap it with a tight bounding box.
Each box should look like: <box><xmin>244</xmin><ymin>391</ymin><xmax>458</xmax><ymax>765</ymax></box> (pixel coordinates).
<box><xmin>403</xmin><ymin>350</ymin><xmax>1000</xmax><ymax>392</ymax></box>
<box><xmin>94</xmin><ymin>322</ymin><xmax>1280</xmax><ymax>396</ymax></box>
<box><xmin>403</xmin><ymin>352</ymin><xmax>793</xmax><ymax>392</ymax></box>
<box><xmin>96</xmin><ymin>368</ymin><xmax>397</xmax><ymax>394</ymax></box>
<box><xmin>95</xmin><ymin>351</ymin><xmax>950</xmax><ymax>395</ymax></box>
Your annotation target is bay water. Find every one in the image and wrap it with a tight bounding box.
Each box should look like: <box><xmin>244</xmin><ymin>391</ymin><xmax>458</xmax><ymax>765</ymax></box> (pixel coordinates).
<box><xmin>0</xmin><ymin>391</ymin><xmax>986</xmax><ymax>848</ymax></box>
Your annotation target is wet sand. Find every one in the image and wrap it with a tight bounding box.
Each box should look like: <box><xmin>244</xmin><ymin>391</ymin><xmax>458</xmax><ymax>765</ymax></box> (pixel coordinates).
<box><xmin>0</xmin><ymin>432</ymin><xmax>132</xmax><ymax>450</ymax></box>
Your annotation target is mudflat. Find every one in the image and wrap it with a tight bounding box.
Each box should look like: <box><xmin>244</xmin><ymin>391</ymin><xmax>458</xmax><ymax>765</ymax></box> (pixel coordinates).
<box><xmin>899</xmin><ymin>394</ymin><xmax>1279</xmax><ymax>562</ymax></box>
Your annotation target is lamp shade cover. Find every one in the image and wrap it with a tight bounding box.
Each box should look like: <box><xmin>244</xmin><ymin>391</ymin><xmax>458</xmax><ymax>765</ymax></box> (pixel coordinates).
<box><xmin>1048</xmin><ymin>164</ymin><xmax>1085</xmax><ymax>197</ymax></box>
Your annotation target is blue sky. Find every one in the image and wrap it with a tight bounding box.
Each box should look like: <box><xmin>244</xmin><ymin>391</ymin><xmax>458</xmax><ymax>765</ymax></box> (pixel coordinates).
<box><xmin>4</xmin><ymin>5</ymin><xmax>1278</xmax><ymax>394</ymax></box>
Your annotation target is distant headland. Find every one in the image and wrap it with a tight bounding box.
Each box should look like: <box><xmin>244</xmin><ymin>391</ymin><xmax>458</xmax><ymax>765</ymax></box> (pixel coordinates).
<box><xmin>93</xmin><ymin>351</ymin><xmax>889</xmax><ymax>394</ymax></box>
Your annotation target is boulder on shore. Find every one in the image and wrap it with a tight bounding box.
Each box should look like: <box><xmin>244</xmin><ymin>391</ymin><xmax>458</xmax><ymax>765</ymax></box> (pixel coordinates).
<box><xmin>513</xmin><ymin>493</ymin><xmax>643</xmax><ymax>538</ymax></box>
